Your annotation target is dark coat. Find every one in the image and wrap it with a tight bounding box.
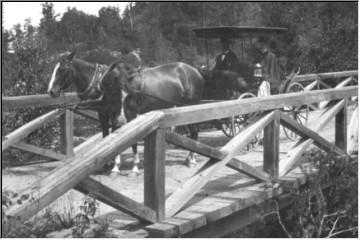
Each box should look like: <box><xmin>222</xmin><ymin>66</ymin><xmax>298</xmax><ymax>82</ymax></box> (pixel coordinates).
<box><xmin>214</xmin><ymin>50</ymin><xmax>239</xmax><ymax>73</ymax></box>
<box><xmin>260</xmin><ymin>50</ymin><xmax>283</xmax><ymax>89</ymax></box>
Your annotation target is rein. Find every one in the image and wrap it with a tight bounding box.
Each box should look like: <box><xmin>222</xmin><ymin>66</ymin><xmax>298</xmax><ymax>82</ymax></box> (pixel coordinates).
<box><xmin>130</xmin><ymin>89</ymin><xmax>189</xmax><ymax>107</ymax></box>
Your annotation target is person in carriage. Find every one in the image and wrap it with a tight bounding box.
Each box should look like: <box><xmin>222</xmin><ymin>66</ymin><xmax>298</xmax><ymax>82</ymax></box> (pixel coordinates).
<box><xmin>203</xmin><ymin>37</ymin><xmax>246</xmax><ymax>98</ymax></box>
<box><xmin>253</xmin><ymin>36</ymin><xmax>284</xmax><ymax>96</ymax></box>
<box><xmin>213</xmin><ymin>37</ymin><xmax>240</xmax><ymax>73</ymax></box>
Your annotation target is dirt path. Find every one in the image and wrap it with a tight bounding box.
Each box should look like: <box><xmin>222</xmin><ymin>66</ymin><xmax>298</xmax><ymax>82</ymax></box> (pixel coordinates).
<box><xmin>2</xmin><ymin>103</ymin><xmax>356</xmax><ymax>237</ymax></box>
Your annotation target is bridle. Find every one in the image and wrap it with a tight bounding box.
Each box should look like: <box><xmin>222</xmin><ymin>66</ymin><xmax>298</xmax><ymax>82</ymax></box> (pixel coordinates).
<box><xmin>76</xmin><ymin>63</ymin><xmax>107</xmax><ymax>100</ymax></box>
<box><xmin>57</xmin><ymin>60</ymin><xmax>109</xmax><ymax>109</ymax></box>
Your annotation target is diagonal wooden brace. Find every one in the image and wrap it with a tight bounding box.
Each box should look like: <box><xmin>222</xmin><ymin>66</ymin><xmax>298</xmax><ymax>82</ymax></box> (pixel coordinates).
<box><xmin>75</xmin><ymin>177</ymin><xmax>157</xmax><ymax>223</ymax></box>
<box><xmin>166</xmin><ymin>131</ymin><xmax>271</xmax><ymax>182</ymax></box>
<box><xmin>165</xmin><ymin>111</ymin><xmax>275</xmax><ymax>219</ymax></box>
<box><xmin>279</xmin><ymin>100</ymin><xmax>346</xmax><ymax>177</ymax></box>
<box><xmin>279</xmin><ymin>111</ymin><xmax>348</xmax><ymax>156</ymax></box>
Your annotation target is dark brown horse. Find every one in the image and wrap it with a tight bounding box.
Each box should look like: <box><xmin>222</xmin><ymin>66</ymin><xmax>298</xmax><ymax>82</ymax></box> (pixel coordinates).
<box><xmin>103</xmin><ymin>56</ymin><xmax>205</xmax><ymax>169</ymax></box>
<box><xmin>47</xmin><ymin>51</ymin><xmax>128</xmax><ymax>175</ymax></box>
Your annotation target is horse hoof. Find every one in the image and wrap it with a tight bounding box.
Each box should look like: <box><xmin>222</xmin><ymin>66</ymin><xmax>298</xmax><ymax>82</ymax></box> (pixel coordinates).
<box><xmin>187</xmin><ymin>162</ymin><xmax>197</xmax><ymax>168</ymax></box>
<box><xmin>184</xmin><ymin>157</ymin><xmax>197</xmax><ymax>168</ymax></box>
<box><xmin>184</xmin><ymin>159</ymin><xmax>197</xmax><ymax>168</ymax></box>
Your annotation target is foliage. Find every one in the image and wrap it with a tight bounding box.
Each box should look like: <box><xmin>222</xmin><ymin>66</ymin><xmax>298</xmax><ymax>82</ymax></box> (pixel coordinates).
<box><xmin>278</xmin><ymin>150</ymin><xmax>358</xmax><ymax>238</ymax></box>
<box><xmin>2</xmin><ymin>21</ymin><xmax>60</xmax><ymax>168</ymax></box>
<box><xmin>2</xmin><ymin>191</ymin><xmax>108</xmax><ymax>238</ymax></box>
<box><xmin>2</xmin><ymin>189</ymin><xmax>71</xmax><ymax>238</ymax></box>
<box><xmin>227</xmin><ymin>150</ymin><xmax>358</xmax><ymax>238</ymax></box>
<box><xmin>72</xmin><ymin>194</ymin><xmax>109</xmax><ymax>238</ymax></box>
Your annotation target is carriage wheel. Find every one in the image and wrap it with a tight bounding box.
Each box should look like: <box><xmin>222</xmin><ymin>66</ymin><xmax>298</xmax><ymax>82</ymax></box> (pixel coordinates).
<box><xmin>220</xmin><ymin>92</ymin><xmax>261</xmax><ymax>149</ymax></box>
<box><xmin>282</xmin><ymin>82</ymin><xmax>309</xmax><ymax>140</ymax></box>
<box><xmin>239</xmin><ymin>93</ymin><xmax>262</xmax><ymax>149</ymax></box>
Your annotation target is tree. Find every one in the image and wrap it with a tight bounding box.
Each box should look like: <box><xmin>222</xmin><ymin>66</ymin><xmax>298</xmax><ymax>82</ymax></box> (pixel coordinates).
<box><xmin>39</xmin><ymin>2</ymin><xmax>59</xmax><ymax>40</ymax></box>
<box><xmin>2</xmin><ymin>21</ymin><xmax>59</xmax><ymax>167</ymax></box>
<box><xmin>97</xmin><ymin>6</ymin><xmax>123</xmax><ymax>49</ymax></box>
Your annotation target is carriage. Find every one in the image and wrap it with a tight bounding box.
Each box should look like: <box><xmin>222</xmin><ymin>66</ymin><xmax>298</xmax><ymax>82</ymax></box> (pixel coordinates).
<box><xmin>191</xmin><ymin>26</ymin><xmax>309</xmax><ymax>142</ymax></box>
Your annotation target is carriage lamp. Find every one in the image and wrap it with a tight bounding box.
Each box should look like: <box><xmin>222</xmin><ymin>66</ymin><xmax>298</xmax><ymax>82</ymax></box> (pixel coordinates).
<box><xmin>254</xmin><ymin>63</ymin><xmax>262</xmax><ymax>78</ymax></box>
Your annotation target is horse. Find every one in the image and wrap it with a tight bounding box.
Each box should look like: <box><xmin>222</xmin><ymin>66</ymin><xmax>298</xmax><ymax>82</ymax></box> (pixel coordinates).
<box><xmin>101</xmin><ymin>56</ymin><xmax>205</xmax><ymax>171</ymax></box>
<box><xmin>47</xmin><ymin>51</ymin><xmax>132</xmax><ymax>176</ymax></box>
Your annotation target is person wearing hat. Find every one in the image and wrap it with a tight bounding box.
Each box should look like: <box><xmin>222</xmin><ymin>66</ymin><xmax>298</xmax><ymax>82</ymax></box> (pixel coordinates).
<box><xmin>254</xmin><ymin>36</ymin><xmax>283</xmax><ymax>95</ymax></box>
<box><xmin>213</xmin><ymin>37</ymin><xmax>239</xmax><ymax>73</ymax></box>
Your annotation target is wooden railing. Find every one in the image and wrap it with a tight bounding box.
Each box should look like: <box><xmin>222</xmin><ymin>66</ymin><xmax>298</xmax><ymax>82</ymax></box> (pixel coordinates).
<box><xmin>293</xmin><ymin>70</ymin><xmax>358</xmax><ymax>110</ymax></box>
<box><xmin>2</xmin><ymin>70</ymin><xmax>358</xmax><ymax>230</ymax></box>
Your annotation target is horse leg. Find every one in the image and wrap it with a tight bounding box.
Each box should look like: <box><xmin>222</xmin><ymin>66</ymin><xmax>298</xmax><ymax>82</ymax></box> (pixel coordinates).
<box><xmin>185</xmin><ymin>123</ymin><xmax>199</xmax><ymax>167</ymax></box>
<box><xmin>130</xmin><ymin>144</ymin><xmax>140</xmax><ymax>175</ymax></box>
<box><xmin>124</xmin><ymin>96</ymin><xmax>141</xmax><ymax>176</ymax></box>
<box><xmin>98</xmin><ymin>111</ymin><xmax>115</xmax><ymax>173</ymax></box>
<box><xmin>109</xmin><ymin>112</ymin><xmax>123</xmax><ymax>177</ymax></box>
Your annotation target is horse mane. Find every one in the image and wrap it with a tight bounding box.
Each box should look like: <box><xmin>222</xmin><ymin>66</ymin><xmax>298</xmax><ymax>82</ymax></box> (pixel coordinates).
<box><xmin>57</xmin><ymin>52</ymin><xmax>95</xmax><ymax>68</ymax></box>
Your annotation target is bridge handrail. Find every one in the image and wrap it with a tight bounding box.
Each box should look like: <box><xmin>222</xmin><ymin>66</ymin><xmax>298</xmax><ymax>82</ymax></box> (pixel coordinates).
<box><xmin>2</xmin><ymin>92</ymin><xmax>80</xmax><ymax>111</ymax></box>
<box><xmin>293</xmin><ymin>70</ymin><xmax>358</xmax><ymax>82</ymax></box>
<box><xmin>159</xmin><ymin>86</ymin><xmax>358</xmax><ymax>128</ymax></box>
<box><xmin>1</xmin><ymin>70</ymin><xmax>357</xmax><ymax>111</ymax></box>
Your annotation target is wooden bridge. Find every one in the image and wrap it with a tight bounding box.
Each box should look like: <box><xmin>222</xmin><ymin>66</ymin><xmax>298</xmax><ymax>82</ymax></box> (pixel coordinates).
<box><xmin>2</xmin><ymin>71</ymin><xmax>358</xmax><ymax>237</ymax></box>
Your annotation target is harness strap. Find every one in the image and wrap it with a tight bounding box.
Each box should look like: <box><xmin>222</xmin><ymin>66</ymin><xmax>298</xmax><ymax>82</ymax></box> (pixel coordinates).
<box><xmin>131</xmin><ymin>89</ymin><xmax>188</xmax><ymax>107</ymax></box>
<box><xmin>77</xmin><ymin>64</ymin><xmax>106</xmax><ymax>100</ymax></box>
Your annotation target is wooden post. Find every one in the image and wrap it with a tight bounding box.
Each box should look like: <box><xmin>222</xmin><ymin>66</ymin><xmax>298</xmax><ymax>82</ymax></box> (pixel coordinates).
<box><xmin>335</xmin><ymin>98</ymin><xmax>347</xmax><ymax>151</ymax></box>
<box><xmin>144</xmin><ymin>128</ymin><xmax>166</xmax><ymax>221</ymax></box>
<box><xmin>263</xmin><ymin>110</ymin><xmax>280</xmax><ymax>181</ymax></box>
<box><xmin>60</xmin><ymin>109</ymin><xmax>74</xmax><ymax>158</ymax></box>
<box><xmin>347</xmin><ymin>106</ymin><xmax>358</xmax><ymax>155</ymax></box>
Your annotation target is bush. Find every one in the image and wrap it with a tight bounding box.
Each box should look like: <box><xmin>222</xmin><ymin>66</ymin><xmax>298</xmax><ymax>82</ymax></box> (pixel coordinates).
<box><xmin>279</xmin><ymin>150</ymin><xmax>358</xmax><ymax>238</ymax></box>
<box><xmin>2</xmin><ymin>44</ymin><xmax>61</xmax><ymax>167</ymax></box>
<box><xmin>226</xmin><ymin>150</ymin><xmax>358</xmax><ymax>238</ymax></box>
<box><xmin>2</xmin><ymin>191</ymin><xmax>109</xmax><ymax>238</ymax></box>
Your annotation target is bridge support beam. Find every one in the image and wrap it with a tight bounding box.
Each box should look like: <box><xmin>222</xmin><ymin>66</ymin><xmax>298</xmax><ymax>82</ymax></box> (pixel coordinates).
<box><xmin>263</xmin><ymin>110</ymin><xmax>280</xmax><ymax>181</ymax></box>
<box><xmin>144</xmin><ymin>128</ymin><xmax>166</xmax><ymax>221</ymax></box>
<box><xmin>335</xmin><ymin>99</ymin><xmax>347</xmax><ymax>151</ymax></box>
<box><xmin>60</xmin><ymin>109</ymin><xmax>74</xmax><ymax>158</ymax></box>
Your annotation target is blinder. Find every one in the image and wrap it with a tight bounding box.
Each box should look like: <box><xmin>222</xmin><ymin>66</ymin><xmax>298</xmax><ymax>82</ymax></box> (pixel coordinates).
<box><xmin>58</xmin><ymin>59</ymin><xmax>74</xmax><ymax>92</ymax></box>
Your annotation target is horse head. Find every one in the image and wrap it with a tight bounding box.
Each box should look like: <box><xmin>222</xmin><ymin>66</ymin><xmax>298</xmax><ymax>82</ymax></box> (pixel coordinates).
<box><xmin>47</xmin><ymin>51</ymin><xmax>76</xmax><ymax>98</ymax></box>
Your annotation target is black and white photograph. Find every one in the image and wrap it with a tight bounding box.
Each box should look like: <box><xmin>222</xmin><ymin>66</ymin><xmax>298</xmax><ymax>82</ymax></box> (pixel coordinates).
<box><xmin>2</xmin><ymin>2</ymin><xmax>358</xmax><ymax>238</ymax></box>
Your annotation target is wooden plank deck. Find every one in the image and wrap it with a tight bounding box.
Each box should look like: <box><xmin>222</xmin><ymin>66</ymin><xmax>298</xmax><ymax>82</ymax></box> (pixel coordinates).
<box><xmin>145</xmin><ymin>162</ymin><xmax>312</xmax><ymax>237</ymax></box>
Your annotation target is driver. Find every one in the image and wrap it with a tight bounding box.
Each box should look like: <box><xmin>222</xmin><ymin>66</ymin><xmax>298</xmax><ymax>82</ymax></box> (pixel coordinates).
<box><xmin>213</xmin><ymin>37</ymin><xmax>239</xmax><ymax>73</ymax></box>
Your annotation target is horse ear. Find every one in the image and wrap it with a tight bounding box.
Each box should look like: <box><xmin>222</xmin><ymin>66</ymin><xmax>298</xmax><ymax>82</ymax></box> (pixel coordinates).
<box><xmin>67</xmin><ymin>50</ymin><xmax>76</xmax><ymax>61</ymax></box>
